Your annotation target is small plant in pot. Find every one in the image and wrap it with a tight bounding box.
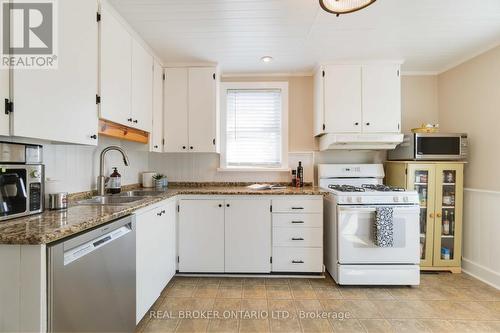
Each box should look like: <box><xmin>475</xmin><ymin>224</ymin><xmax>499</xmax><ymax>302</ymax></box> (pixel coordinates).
<box><xmin>152</xmin><ymin>174</ymin><xmax>167</xmax><ymax>189</ymax></box>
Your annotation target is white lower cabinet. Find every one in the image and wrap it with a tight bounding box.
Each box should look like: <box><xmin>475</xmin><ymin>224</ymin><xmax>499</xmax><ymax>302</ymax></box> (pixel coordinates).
<box><xmin>135</xmin><ymin>199</ymin><xmax>176</xmax><ymax>324</ymax></box>
<box><xmin>224</xmin><ymin>199</ymin><xmax>271</xmax><ymax>273</ymax></box>
<box><xmin>178</xmin><ymin>199</ymin><xmax>225</xmax><ymax>273</ymax></box>
<box><xmin>177</xmin><ymin>196</ymin><xmax>323</xmax><ymax>274</ymax></box>
<box><xmin>271</xmin><ymin>197</ymin><xmax>324</xmax><ymax>273</ymax></box>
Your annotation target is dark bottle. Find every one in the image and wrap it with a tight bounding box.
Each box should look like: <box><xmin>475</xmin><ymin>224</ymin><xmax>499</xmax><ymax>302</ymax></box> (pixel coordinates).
<box><xmin>297</xmin><ymin>161</ymin><xmax>304</xmax><ymax>188</ymax></box>
<box><xmin>291</xmin><ymin>170</ymin><xmax>297</xmax><ymax>187</ymax></box>
<box><xmin>108</xmin><ymin>167</ymin><xmax>122</xmax><ymax>194</ymax></box>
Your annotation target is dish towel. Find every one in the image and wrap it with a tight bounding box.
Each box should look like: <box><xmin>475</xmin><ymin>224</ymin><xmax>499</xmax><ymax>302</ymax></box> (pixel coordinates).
<box><xmin>374</xmin><ymin>207</ymin><xmax>394</xmax><ymax>247</ymax></box>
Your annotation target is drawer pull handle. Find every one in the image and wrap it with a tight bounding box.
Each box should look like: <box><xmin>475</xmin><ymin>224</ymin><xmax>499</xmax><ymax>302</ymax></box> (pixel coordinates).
<box><xmin>291</xmin><ymin>221</ymin><xmax>304</xmax><ymax>224</ymax></box>
<box><xmin>292</xmin><ymin>260</ymin><xmax>304</xmax><ymax>264</ymax></box>
<box><xmin>291</xmin><ymin>207</ymin><xmax>304</xmax><ymax>210</ymax></box>
<box><xmin>291</xmin><ymin>237</ymin><xmax>304</xmax><ymax>241</ymax></box>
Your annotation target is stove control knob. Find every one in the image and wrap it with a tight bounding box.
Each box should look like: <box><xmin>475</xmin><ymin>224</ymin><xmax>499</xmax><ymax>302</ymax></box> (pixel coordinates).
<box><xmin>356</xmin><ymin>197</ymin><xmax>363</xmax><ymax>203</ymax></box>
<box><xmin>31</xmin><ymin>170</ymin><xmax>41</xmax><ymax>178</ymax></box>
<box><xmin>393</xmin><ymin>196</ymin><xmax>400</xmax><ymax>203</ymax></box>
<box><xmin>347</xmin><ymin>197</ymin><xmax>353</xmax><ymax>203</ymax></box>
<box><xmin>403</xmin><ymin>196</ymin><xmax>409</xmax><ymax>203</ymax></box>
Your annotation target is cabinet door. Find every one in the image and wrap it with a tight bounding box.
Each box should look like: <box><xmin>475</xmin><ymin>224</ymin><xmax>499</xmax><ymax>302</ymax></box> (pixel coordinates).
<box><xmin>178</xmin><ymin>199</ymin><xmax>225</xmax><ymax>272</ymax></box>
<box><xmin>100</xmin><ymin>7</ymin><xmax>131</xmax><ymax>126</ymax></box>
<box><xmin>164</xmin><ymin>68</ymin><xmax>189</xmax><ymax>152</ymax></box>
<box><xmin>362</xmin><ymin>64</ymin><xmax>401</xmax><ymax>133</ymax></box>
<box><xmin>131</xmin><ymin>40</ymin><xmax>153</xmax><ymax>132</ymax></box>
<box><xmin>135</xmin><ymin>207</ymin><xmax>162</xmax><ymax>323</ymax></box>
<box><xmin>0</xmin><ymin>69</ymin><xmax>9</xmax><ymax>136</ymax></box>
<box><xmin>188</xmin><ymin>67</ymin><xmax>217</xmax><ymax>152</ymax></box>
<box><xmin>157</xmin><ymin>200</ymin><xmax>176</xmax><ymax>289</ymax></box>
<box><xmin>11</xmin><ymin>0</ymin><xmax>98</xmax><ymax>145</ymax></box>
<box><xmin>313</xmin><ymin>67</ymin><xmax>324</xmax><ymax>136</ymax></box>
<box><xmin>224</xmin><ymin>199</ymin><xmax>271</xmax><ymax>273</ymax></box>
<box><xmin>150</xmin><ymin>61</ymin><xmax>163</xmax><ymax>152</ymax></box>
<box><xmin>323</xmin><ymin>65</ymin><xmax>362</xmax><ymax>133</ymax></box>
<box><xmin>407</xmin><ymin>164</ymin><xmax>436</xmax><ymax>267</ymax></box>
<box><xmin>433</xmin><ymin>164</ymin><xmax>463</xmax><ymax>267</ymax></box>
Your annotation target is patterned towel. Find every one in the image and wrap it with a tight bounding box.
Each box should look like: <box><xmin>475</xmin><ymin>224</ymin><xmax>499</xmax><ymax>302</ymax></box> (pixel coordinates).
<box><xmin>374</xmin><ymin>207</ymin><xmax>394</xmax><ymax>247</ymax></box>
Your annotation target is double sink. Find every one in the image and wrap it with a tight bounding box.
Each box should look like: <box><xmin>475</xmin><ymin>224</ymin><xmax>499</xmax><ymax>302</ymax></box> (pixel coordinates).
<box><xmin>77</xmin><ymin>190</ymin><xmax>165</xmax><ymax>206</ymax></box>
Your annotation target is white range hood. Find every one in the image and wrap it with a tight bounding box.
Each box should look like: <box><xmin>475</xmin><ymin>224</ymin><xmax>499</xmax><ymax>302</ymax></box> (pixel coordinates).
<box><xmin>319</xmin><ymin>133</ymin><xmax>404</xmax><ymax>151</ymax></box>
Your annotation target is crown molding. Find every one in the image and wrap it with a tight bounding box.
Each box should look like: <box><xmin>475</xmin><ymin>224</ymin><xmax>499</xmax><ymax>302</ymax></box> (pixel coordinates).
<box><xmin>221</xmin><ymin>72</ymin><xmax>313</xmax><ymax>78</ymax></box>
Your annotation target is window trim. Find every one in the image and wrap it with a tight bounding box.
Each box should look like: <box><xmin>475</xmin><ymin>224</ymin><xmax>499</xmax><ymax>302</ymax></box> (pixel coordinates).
<box><xmin>219</xmin><ymin>81</ymin><xmax>289</xmax><ymax>171</ymax></box>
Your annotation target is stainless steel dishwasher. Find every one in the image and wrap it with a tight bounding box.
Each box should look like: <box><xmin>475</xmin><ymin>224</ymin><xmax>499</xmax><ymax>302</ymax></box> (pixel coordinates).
<box><xmin>48</xmin><ymin>215</ymin><xmax>136</xmax><ymax>333</ymax></box>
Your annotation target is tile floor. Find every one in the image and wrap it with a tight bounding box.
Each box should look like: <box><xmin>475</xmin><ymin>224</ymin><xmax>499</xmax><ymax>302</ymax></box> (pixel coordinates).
<box><xmin>136</xmin><ymin>272</ymin><xmax>500</xmax><ymax>333</ymax></box>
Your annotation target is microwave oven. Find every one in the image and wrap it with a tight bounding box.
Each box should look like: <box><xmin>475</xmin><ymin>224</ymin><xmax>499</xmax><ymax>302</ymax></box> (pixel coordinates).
<box><xmin>0</xmin><ymin>142</ymin><xmax>44</xmax><ymax>221</ymax></box>
<box><xmin>388</xmin><ymin>133</ymin><xmax>468</xmax><ymax>161</ymax></box>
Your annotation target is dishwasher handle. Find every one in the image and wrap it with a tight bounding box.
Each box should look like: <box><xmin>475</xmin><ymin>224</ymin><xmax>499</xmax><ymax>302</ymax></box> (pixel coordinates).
<box><xmin>63</xmin><ymin>223</ymin><xmax>132</xmax><ymax>266</ymax></box>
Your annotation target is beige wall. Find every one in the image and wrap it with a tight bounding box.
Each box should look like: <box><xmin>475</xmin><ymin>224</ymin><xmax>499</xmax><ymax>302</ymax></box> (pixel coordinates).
<box><xmin>438</xmin><ymin>45</ymin><xmax>500</xmax><ymax>191</ymax></box>
<box><xmin>222</xmin><ymin>76</ymin><xmax>317</xmax><ymax>152</ymax></box>
<box><xmin>401</xmin><ymin>75</ymin><xmax>439</xmax><ymax>132</ymax></box>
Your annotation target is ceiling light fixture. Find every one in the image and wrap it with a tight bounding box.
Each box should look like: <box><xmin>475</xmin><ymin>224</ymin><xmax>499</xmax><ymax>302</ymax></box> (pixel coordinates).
<box><xmin>261</xmin><ymin>56</ymin><xmax>273</xmax><ymax>63</ymax></box>
<box><xmin>319</xmin><ymin>0</ymin><xmax>376</xmax><ymax>16</ymax></box>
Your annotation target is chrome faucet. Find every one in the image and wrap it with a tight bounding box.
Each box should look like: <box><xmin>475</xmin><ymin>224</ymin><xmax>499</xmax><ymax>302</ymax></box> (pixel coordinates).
<box><xmin>97</xmin><ymin>146</ymin><xmax>130</xmax><ymax>196</ymax></box>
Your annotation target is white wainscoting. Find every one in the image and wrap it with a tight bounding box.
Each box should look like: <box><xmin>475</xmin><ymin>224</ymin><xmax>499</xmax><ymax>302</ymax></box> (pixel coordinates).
<box><xmin>462</xmin><ymin>188</ymin><xmax>500</xmax><ymax>289</ymax></box>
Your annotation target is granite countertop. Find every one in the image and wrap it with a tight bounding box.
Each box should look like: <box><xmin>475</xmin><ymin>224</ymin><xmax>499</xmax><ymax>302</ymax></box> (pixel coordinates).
<box><xmin>0</xmin><ymin>185</ymin><xmax>325</xmax><ymax>245</ymax></box>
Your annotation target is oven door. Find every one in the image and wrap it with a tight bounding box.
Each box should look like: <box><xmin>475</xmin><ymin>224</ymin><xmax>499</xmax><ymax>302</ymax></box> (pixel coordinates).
<box><xmin>0</xmin><ymin>168</ymin><xmax>28</xmax><ymax>219</ymax></box>
<box><xmin>337</xmin><ymin>205</ymin><xmax>420</xmax><ymax>264</ymax></box>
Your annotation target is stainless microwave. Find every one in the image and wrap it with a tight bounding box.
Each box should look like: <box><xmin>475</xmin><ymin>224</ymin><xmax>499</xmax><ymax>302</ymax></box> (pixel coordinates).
<box><xmin>388</xmin><ymin>133</ymin><xmax>468</xmax><ymax>161</ymax></box>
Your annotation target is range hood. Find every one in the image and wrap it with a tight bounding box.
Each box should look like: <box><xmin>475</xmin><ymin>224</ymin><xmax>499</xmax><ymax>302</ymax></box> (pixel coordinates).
<box><xmin>319</xmin><ymin>133</ymin><xmax>404</xmax><ymax>151</ymax></box>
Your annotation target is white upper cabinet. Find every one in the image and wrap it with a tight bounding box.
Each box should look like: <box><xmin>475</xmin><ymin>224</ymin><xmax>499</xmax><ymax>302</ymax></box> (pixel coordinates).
<box><xmin>0</xmin><ymin>69</ymin><xmax>9</xmax><ymax>136</ymax></box>
<box><xmin>188</xmin><ymin>68</ymin><xmax>217</xmax><ymax>152</ymax></box>
<box><xmin>100</xmin><ymin>6</ymin><xmax>154</xmax><ymax>133</ymax></box>
<box><xmin>163</xmin><ymin>66</ymin><xmax>218</xmax><ymax>153</ymax></box>
<box><xmin>314</xmin><ymin>62</ymin><xmax>401</xmax><ymax>136</ymax></box>
<box><xmin>150</xmin><ymin>61</ymin><xmax>163</xmax><ymax>152</ymax></box>
<box><xmin>324</xmin><ymin>65</ymin><xmax>362</xmax><ymax>134</ymax></box>
<box><xmin>164</xmin><ymin>68</ymin><xmax>189</xmax><ymax>152</ymax></box>
<box><xmin>362</xmin><ymin>64</ymin><xmax>401</xmax><ymax>133</ymax></box>
<box><xmin>11</xmin><ymin>0</ymin><xmax>98</xmax><ymax>144</ymax></box>
<box><xmin>100</xmin><ymin>6</ymin><xmax>132</xmax><ymax>127</ymax></box>
<box><xmin>131</xmin><ymin>40</ymin><xmax>153</xmax><ymax>132</ymax></box>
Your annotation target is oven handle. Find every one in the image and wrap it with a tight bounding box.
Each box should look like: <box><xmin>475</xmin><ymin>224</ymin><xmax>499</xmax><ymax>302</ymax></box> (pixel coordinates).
<box><xmin>338</xmin><ymin>206</ymin><xmax>419</xmax><ymax>212</ymax></box>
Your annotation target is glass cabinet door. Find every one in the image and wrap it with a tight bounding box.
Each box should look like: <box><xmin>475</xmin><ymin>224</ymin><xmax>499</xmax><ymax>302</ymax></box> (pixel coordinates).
<box><xmin>407</xmin><ymin>164</ymin><xmax>436</xmax><ymax>267</ymax></box>
<box><xmin>433</xmin><ymin>164</ymin><xmax>464</xmax><ymax>267</ymax></box>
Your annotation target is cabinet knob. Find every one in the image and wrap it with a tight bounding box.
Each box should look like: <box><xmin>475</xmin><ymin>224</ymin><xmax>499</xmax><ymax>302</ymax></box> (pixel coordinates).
<box><xmin>182</xmin><ymin>146</ymin><xmax>186</xmax><ymax>150</ymax></box>
<box><xmin>90</xmin><ymin>134</ymin><xmax>97</xmax><ymax>139</ymax></box>
<box><xmin>154</xmin><ymin>145</ymin><xmax>159</xmax><ymax>149</ymax></box>
<box><xmin>133</xmin><ymin>119</ymin><xmax>138</xmax><ymax>123</ymax></box>
<box><xmin>190</xmin><ymin>146</ymin><xmax>194</xmax><ymax>150</ymax></box>
<box><xmin>354</xmin><ymin>122</ymin><xmax>359</xmax><ymax>126</ymax></box>
<box><xmin>429</xmin><ymin>212</ymin><xmax>434</xmax><ymax>218</ymax></box>
<box><xmin>127</xmin><ymin>118</ymin><xmax>133</xmax><ymax>122</ymax></box>
<box><xmin>436</xmin><ymin>212</ymin><xmax>442</xmax><ymax>218</ymax></box>
<box><xmin>226</xmin><ymin>204</ymin><xmax>230</xmax><ymax>207</ymax></box>
<box><xmin>218</xmin><ymin>204</ymin><xmax>222</xmax><ymax>207</ymax></box>
<box><xmin>366</xmin><ymin>122</ymin><xmax>370</xmax><ymax>126</ymax></box>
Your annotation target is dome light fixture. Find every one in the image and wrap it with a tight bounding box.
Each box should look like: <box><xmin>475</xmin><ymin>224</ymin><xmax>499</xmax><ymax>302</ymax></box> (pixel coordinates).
<box><xmin>319</xmin><ymin>0</ymin><xmax>376</xmax><ymax>17</ymax></box>
<box><xmin>261</xmin><ymin>56</ymin><xmax>273</xmax><ymax>63</ymax></box>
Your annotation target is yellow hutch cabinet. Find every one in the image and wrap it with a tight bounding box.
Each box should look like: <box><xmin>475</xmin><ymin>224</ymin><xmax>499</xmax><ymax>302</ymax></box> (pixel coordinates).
<box><xmin>385</xmin><ymin>161</ymin><xmax>464</xmax><ymax>273</ymax></box>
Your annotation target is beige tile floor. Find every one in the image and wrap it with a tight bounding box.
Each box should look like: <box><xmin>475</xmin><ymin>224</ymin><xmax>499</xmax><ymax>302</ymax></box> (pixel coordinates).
<box><xmin>136</xmin><ymin>272</ymin><xmax>500</xmax><ymax>333</ymax></box>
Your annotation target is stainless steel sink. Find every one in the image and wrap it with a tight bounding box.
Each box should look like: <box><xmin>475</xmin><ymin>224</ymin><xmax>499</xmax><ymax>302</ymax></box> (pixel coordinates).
<box><xmin>76</xmin><ymin>195</ymin><xmax>144</xmax><ymax>206</ymax></box>
<box><xmin>118</xmin><ymin>190</ymin><xmax>165</xmax><ymax>197</ymax></box>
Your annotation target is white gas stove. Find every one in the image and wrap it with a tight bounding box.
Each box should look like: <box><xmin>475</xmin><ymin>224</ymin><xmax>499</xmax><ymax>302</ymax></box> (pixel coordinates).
<box><xmin>319</xmin><ymin>164</ymin><xmax>420</xmax><ymax>286</ymax></box>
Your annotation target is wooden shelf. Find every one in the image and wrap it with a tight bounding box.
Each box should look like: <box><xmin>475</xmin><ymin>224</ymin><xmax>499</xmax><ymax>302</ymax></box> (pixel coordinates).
<box><xmin>98</xmin><ymin>119</ymin><xmax>149</xmax><ymax>144</ymax></box>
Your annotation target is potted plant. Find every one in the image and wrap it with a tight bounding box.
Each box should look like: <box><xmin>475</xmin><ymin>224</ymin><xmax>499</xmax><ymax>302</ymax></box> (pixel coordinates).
<box><xmin>152</xmin><ymin>174</ymin><xmax>167</xmax><ymax>189</ymax></box>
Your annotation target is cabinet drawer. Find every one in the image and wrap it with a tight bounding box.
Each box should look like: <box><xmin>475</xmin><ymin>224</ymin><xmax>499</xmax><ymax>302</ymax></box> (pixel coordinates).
<box><xmin>272</xmin><ymin>247</ymin><xmax>323</xmax><ymax>272</ymax></box>
<box><xmin>273</xmin><ymin>227</ymin><xmax>322</xmax><ymax>247</ymax></box>
<box><xmin>272</xmin><ymin>199</ymin><xmax>323</xmax><ymax>213</ymax></box>
<box><xmin>272</xmin><ymin>213</ymin><xmax>322</xmax><ymax>228</ymax></box>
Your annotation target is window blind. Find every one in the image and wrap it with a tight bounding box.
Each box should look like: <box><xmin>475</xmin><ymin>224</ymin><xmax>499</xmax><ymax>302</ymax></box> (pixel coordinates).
<box><xmin>226</xmin><ymin>89</ymin><xmax>282</xmax><ymax>168</ymax></box>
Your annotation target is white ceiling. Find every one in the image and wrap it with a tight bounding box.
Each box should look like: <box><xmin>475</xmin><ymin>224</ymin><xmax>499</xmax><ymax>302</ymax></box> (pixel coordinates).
<box><xmin>109</xmin><ymin>0</ymin><xmax>500</xmax><ymax>74</ymax></box>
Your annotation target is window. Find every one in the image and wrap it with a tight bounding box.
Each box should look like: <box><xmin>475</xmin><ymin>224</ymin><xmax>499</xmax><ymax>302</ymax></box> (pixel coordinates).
<box><xmin>220</xmin><ymin>82</ymin><xmax>288</xmax><ymax>170</ymax></box>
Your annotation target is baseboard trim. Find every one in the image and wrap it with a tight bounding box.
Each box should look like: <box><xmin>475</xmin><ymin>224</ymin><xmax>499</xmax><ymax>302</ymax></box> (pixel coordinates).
<box><xmin>462</xmin><ymin>258</ymin><xmax>500</xmax><ymax>290</ymax></box>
